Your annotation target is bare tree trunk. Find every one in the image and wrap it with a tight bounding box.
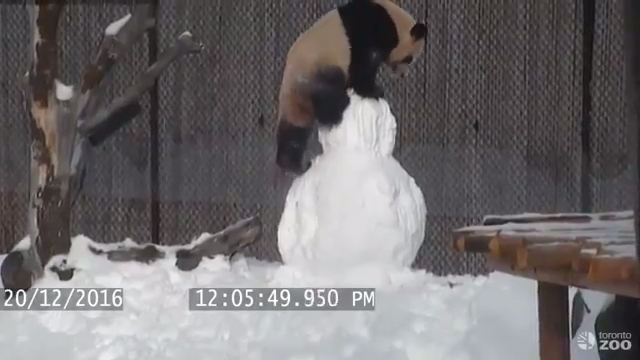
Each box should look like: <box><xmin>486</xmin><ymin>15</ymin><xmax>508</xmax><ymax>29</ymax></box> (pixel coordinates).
<box><xmin>25</xmin><ymin>0</ymin><xmax>70</xmax><ymax>281</ymax></box>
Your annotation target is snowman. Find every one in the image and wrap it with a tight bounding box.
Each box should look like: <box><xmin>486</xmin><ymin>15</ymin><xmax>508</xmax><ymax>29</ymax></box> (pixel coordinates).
<box><xmin>277</xmin><ymin>90</ymin><xmax>427</xmax><ymax>271</ymax></box>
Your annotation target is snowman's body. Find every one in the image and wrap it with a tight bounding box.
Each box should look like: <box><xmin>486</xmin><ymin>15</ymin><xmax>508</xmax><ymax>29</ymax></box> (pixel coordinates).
<box><xmin>277</xmin><ymin>91</ymin><xmax>427</xmax><ymax>270</ymax></box>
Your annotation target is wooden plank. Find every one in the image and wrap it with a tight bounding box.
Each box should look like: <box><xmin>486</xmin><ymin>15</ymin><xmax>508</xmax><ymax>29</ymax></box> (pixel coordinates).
<box><xmin>588</xmin><ymin>255</ymin><xmax>640</xmax><ymax>282</ymax></box>
<box><xmin>537</xmin><ymin>281</ymin><xmax>570</xmax><ymax>360</ymax></box>
<box><xmin>517</xmin><ymin>243</ymin><xmax>582</xmax><ymax>270</ymax></box>
<box><xmin>452</xmin><ymin>211</ymin><xmax>639</xmax><ymax>358</ymax></box>
<box><xmin>488</xmin><ymin>257</ymin><xmax>640</xmax><ymax>298</ymax></box>
<box><xmin>453</xmin><ymin>234</ymin><xmax>493</xmax><ymax>252</ymax></box>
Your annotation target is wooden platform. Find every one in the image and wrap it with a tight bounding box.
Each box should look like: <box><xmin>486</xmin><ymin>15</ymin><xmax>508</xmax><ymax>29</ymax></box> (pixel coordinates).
<box><xmin>452</xmin><ymin>210</ymin><xmax>640</xmax><ymax>360</ymax></box>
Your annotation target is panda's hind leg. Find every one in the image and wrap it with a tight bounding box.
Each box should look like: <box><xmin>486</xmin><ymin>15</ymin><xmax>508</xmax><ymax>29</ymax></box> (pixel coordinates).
<box><xmin>309</xmin><ymin>66</ymin><xmax>350</xmax><ymax>127</ymax></box>
<box><xmin>276</xmin><ymin>92</ymin><xmax>313</xmax><ymax>175</ymax></box>
<box><xmin>276</xmin><ymin>120</ymin><xmax>312</xmax><ymax>175</ymax></box>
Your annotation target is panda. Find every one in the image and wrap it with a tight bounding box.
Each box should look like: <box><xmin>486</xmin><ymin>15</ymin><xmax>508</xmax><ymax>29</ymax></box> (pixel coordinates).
<box><xmin>275</xmin><ymin>0</ymin><xmax>427</xmax><ymax>175</ymax></box>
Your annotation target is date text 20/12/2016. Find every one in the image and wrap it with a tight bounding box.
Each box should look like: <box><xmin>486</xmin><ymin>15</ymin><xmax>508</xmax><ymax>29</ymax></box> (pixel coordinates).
<box><xmin>1</xmin><ymin>288</ymin><xmax>124</xmax><ymax>311</ymax></box>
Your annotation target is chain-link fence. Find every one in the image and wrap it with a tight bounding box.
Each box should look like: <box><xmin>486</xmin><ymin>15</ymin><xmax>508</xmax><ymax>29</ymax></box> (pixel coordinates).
<box><xmin>624</xmin><ymin>0</ymin><xmax>640</xmax><ymax>260</ymax></box>
<box><xmin>0</xmin><ymin>0</ymin><xmax>633</xmax><ymax>275</ymax></box>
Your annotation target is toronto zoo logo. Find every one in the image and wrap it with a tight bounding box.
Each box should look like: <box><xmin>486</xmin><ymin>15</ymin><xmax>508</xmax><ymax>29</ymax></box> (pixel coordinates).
<box><xmin>576</xmin><ymin>331</ymin><xmax>633</xmax><ymax>351</ymax></box>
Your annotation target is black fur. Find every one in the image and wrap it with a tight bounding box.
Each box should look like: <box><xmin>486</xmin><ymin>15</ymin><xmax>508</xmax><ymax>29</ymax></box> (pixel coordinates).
<box><xmin>338</xmin><ymin>0</ymin><xmax>399</xmax><ymax>99</ymax></box>
<box><xmin>410</xmin><ymin>23</ymin><xmax>427</xmax><ymax>39</ymax></box>
<box><xmin>277</xmin><ymin>68</ymin><xmax>348</xmax><ymax>173</ymax></box>
<box><xmin>276</xmin><ymin>0</ymin><xmax>405</xmax><ymax>175</ymax></box>
<box><xmin>276</xmin><ymin>121</ymin><xmax>312</xmax><ymax>174</ymax></box>
<box><xmin>594</xmin><ymin>295</ymin><xmax>640</xmax><ymax>360</ymax></box>
<box><xmin>305</xmin><ymin>0</ymin><xmax>401</xmax><ymax>127</ymax></box>
<box><xmin>310</xmin><ymin>66</ymin><xmax>351</xmax><ymax>127</ymax></box>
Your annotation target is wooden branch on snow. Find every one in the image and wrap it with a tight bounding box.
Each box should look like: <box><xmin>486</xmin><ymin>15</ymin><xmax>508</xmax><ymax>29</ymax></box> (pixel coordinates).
<box><xmin>89</xmin><ymin>244</ymin><xmax>165</xmax><ymax>264</ymax></box>
<box><xmin>1</xmin><ymin>1</ymin><xmax>203</xmax><ymax>293</ymax></box>
<box><xmin>87</xmin><ymin>216</ymin><xmax>263</xmax><ymax>271</ymax></box>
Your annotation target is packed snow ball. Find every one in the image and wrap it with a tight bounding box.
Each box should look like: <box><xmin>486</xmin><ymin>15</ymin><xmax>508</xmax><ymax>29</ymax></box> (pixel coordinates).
<box><xmin>278</xmin><ymin>92</ymin><xmax>427</xmax><ymax>270</ymax></box>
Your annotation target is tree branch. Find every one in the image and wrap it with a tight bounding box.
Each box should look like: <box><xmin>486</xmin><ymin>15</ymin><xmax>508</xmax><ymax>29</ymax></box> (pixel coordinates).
<box><xmin>77</xmin><ymin>5</ymin><xmax>155</xmax><ymax>122</ymax></box>
<box><xmin>174</xmin><ymin>215</ymin><xmax>263</xmax><ymax>271</ymax></box>
<box><xmin>68</xmin><ymin>6</ymin><xmax>155</xmax><ymax>198</ymax></box>
<box><xmin>86</xmin><ymin>102</ymin><xmax>141</xmax><ymax>146</ymax></box>
<box><xmin>79</xmin><ymin>31</ymin><xmax>203</xmax><ymax>141</ymax></box>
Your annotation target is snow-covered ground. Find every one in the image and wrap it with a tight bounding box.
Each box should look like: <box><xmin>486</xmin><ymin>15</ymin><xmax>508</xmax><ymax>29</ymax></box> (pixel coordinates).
<box><xmin>0</xmin><ymin>235</ymin><xmax>600</xmax><ymax>360</ymax></box>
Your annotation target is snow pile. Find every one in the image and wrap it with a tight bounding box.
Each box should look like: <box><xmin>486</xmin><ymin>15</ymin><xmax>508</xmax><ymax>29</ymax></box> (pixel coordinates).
<box><xmin>105</xmin><ymin>13</ymin><xmax>131</xmax><ymax>36</ymax></box>
<box><xmin>54</xmin><ymin>79</ymin><xmax>73</xmax><ymax>101</ymax></box>
<box><xmin>278</xmin><ymin>91</ymin><xmax>427</xmax><ymax>270</ymax></box>
<box><xmin>0</xmin><ymin>235</ymin><xmax>549</xmax><ymax>360</ymax></box>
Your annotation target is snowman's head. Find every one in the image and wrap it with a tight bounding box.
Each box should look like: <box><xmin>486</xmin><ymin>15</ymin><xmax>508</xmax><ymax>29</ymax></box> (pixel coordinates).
<box><xmin>318</xmin><ymin>91</ymin><xmax>397</xmax><ymax>156</ymax></box>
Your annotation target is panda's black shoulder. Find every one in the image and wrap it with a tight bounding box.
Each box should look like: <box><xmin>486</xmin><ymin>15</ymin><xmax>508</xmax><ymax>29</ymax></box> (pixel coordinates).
<box><xmin>337</xmin><ymin>0</ymin><xmax>399</xmax><ymax>57</ymax></box>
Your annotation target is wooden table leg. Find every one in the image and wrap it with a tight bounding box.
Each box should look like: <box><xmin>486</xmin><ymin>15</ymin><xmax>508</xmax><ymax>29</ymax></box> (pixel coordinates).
<box><xmin>537</xmin><ymin>281</ymin><xmax>570</xmax><ymax>360</ymax></box>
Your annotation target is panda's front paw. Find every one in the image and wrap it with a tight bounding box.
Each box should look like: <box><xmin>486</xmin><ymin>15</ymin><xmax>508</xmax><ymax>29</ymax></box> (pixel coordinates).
<box><xmin>352</xmin><ymin>83</ymin><xmax>384</xmax><ymax>100</ymax></box>
<box><xmin>371</xmin><ymin>84</ymin><xmax>384</xmax><ymax>99</ymax></box>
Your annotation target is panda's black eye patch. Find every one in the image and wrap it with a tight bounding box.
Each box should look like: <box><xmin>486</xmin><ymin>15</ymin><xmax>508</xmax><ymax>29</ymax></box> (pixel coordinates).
<box><xmin>411</xmin><ymin>23</ymin><xmax>427</xmax><ymax>39</ymax></box>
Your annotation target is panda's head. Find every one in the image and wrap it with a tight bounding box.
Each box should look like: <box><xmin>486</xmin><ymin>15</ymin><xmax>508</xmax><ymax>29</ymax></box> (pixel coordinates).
<box><xmin>377</xmin><ymin>0</ymin><xmax>427</xmax><ymax>79</ymax></box>
<box><xmin>387</xmin><ymin>22</ymin><xmax>426</xmax><ymax>78</ymax></box>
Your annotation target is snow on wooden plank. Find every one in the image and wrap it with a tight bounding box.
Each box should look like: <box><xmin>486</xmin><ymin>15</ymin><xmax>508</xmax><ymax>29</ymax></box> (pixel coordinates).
<box><xmin>457</xmin><ymin>218</ymin><xmax>632</xmax><ymax>235</ymax></box>
<box><xmin>482</xmin><ymin>210</ymin><xmax>633</xmax><ymax>226</ymax></box>
<box><xmin>452</xmin><ymin>210</ymin><xmax>640</xmax><ymax>296</ymax></box>
<box><xmin>455</xmin><ymin>210</ymin><xmax>635</xmax><ymax>251</ymax></box>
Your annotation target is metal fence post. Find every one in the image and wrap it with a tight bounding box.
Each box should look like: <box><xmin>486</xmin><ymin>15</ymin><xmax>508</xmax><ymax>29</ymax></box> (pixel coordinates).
<box><xmin>148</xmin><ymin>0</ymin><xmax>160</xmax><ymax>245</ymax></box>
<box><xmin>580</xmin><ymin>0</ymin><xmax>596</xmax><ymax>213</ymax></box>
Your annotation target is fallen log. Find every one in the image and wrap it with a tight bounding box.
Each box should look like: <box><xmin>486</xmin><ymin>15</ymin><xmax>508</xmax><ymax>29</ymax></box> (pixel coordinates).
<box><xmin>88</xmin><ymin>216</ymin><xmax>263</xmax><ymax>271</ymax></box>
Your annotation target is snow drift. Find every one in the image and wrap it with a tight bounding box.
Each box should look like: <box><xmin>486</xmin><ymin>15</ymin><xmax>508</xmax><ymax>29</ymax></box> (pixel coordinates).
<box><xmin>0</xmin><ymin>235</ymin><xmax>546</xmax><ymax>360</ymax></box>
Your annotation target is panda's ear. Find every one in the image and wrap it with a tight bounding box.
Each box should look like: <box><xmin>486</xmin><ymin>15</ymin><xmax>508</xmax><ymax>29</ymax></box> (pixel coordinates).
<box><xmin>410</xmin><ymin>23</ymin><xmax>426</xmax><ymax>40</ymax></box>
